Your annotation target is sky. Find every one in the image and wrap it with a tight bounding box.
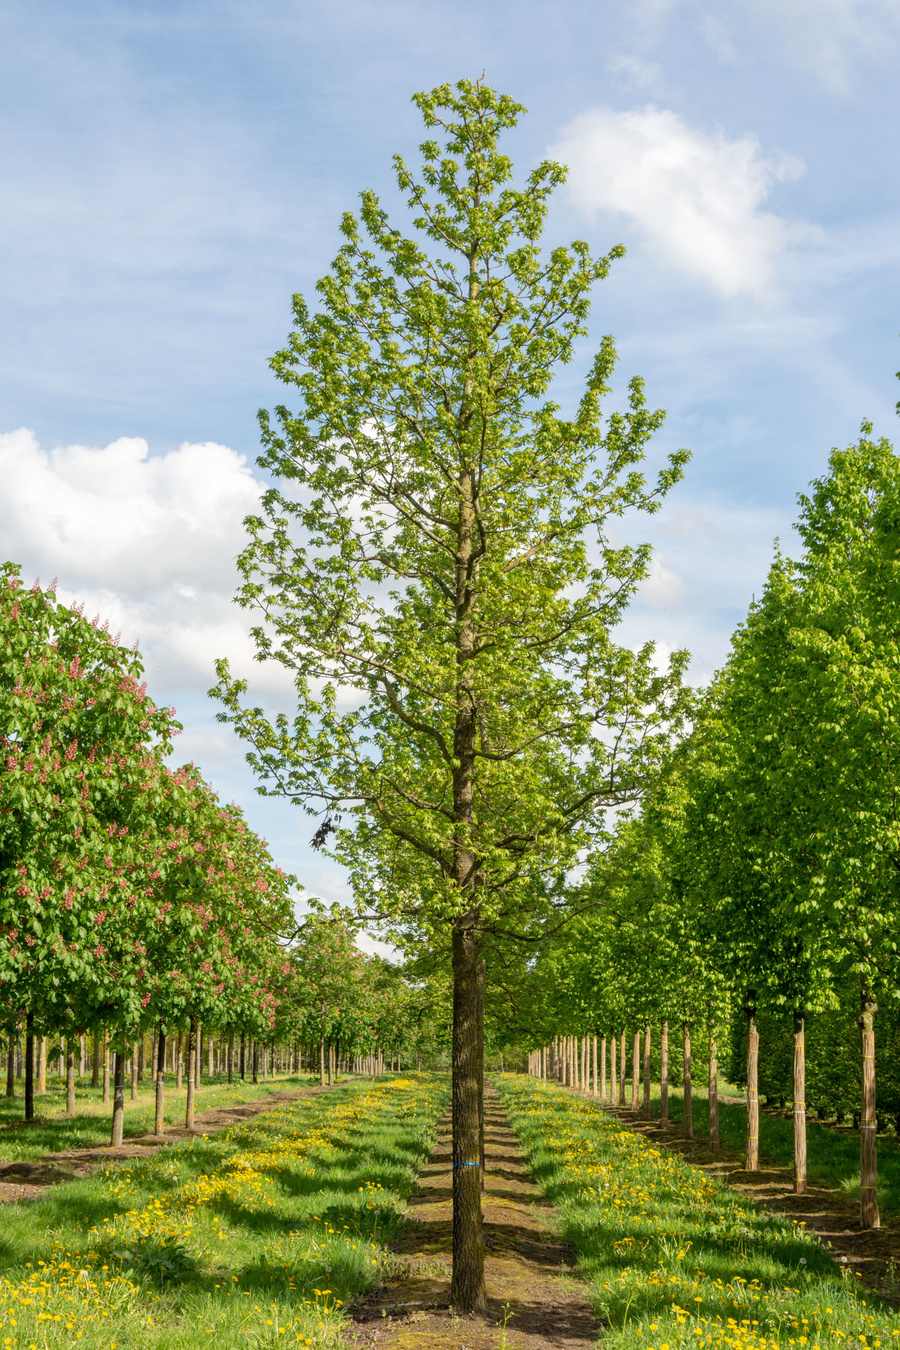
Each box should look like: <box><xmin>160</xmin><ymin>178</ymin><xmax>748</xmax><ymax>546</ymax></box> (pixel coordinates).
<box><xmin>1</xmin><ymin>0</ymin><xmax>898</xmax><ymax>915</ymax></box>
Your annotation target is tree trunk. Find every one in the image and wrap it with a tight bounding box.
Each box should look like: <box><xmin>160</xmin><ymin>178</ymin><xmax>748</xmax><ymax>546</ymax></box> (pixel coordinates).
<box><xmin>708</xmin><ymin>1009</ymin><xmax>719</xmax><ymax>1152</ymax></box>
<box><xmin>66</xmin><ymin>1045</ymin><xmax>76</xmax><ymax>1115</ymax></box>
<box><xmin>792</xmin><ymin>1009</ymin><xmax>807</xmax><ymax>1194</ymax></box>
<box><xmin>252</xmin><ymin>1040</ymin><xmax>259</xmax><ymax>1084</ymax></box>
<box><xmin>154</xmin><ymin>1028</ymin><xmax>166</xmax><ymax>1136</ymax></box>
<box><xmin>185</xmin><ymin>1018</ymin><xmax>196</xmax><ymax>1129</ymax></box>
<box><xmin>610</xmin><ymin>1035</ymin><xmax>617</xmax><ymax>1102</ymax></box>
<box><xmin>859</xmin><ymin>987</ymin><xmax>880</xmax><ymax>1228</ymax></box>
<box><xmin>618</xmin><ymin>1034</ymin><xmax>627</xmax><ymax>1106</ymax></box>
<box><xmin>660</xmin><ymin>1020</ymin><xmax>669</xmax><ymax>1127</ymax></box>
<box><xmin>592</xmin><ymin>1034</ymin><xmax>598</xmax><ymax>1097</ymax></box>
<box><xmin>175</xmin><ymin>1031</ymin><xmax>183</xmax><ymax>1089</ymax></box>
<box><xmin>450</xmin><ymin>917</ymin><xmax>485</xmax><ymax>1312</ymax></box>
<box><xmin>319</xmin><ymin>1032</ymin><xmax>326</xmax><ymax>1086</ymax></box>
<box><xmin>600</xmin><ymin>1036</ymin><xmax>607</xmax><ymax>1101</ymax></box>
<box><xmin>745</xmin><ymin>994</ymin><xmax>759</xmax><ymax>1171</ymax></box>
<box><xmin>631</xmin><ymin>1030</ymin><xmax>640</xmax><ymax>1111</ymax></box>
<box><xmin>91</xmin><ymin>1034</ymin><xmax>101</xmax><ymax>1088</ymax></box>
<box><xmin>111</xmin><ymin>1047</ymin><xmax>125</xmax><ymax>1146</ymax></box>
<box><xmin>240</xmin><ymin>1032</ymin><xmax>246</xmax><ymax>1080</ymax></box>
<box><xmin>131</xmin><ymin>1042</ymin><xmax>139</xmax><ymax>1100</ymax></box>
<box><xmin>228</xmin><ymin>1034</ymin><xmax>234</xmax><ymax>1084</ymax></box>
<box><xmin>195</xmin><ymin>1025</ymin><xmax>202</xmax><ymax>1088</ymax></box>
<box><xmin>682</xmin><ymin>1021</ymin><xmax>693</xmax><ymax>1139</ymax></box>
<box><xmin>102</xmin><ymin>1034</ymin><xmax>110</xmax><ymax>1104</ymax></box>
<box><xmin>37</xmin><ymin>1036</ymin><xmax>46</xmax><ymax>1094</ymax></box>
<box><xmin>642</xmin><ymin>1025</ymin><xmax>651</xmax><ymax>1119</ymax></box>
<box><xmin>24</xmin><ymin>1013</ymin><xmax>34</xmax><ymax>1121</ymax></box>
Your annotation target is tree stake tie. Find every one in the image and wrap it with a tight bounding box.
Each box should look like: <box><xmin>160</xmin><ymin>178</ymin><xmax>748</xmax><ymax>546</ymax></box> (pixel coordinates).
<box><xmin>454</xmin><ymin>1161</ymin><xmax>481</xmax><ymax>1168</ymax></box>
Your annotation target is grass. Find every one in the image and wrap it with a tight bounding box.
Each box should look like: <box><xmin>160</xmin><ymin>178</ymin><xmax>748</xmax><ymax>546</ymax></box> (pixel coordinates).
<box><xmin>0</xmin><ymin>1074</ymin><xmax>330</xmax><ymax>1163</ymax></box>
<box><xmin>655</xmin><ymin>1087</ymin><xmax>900</xmax><ymax>1217</ymax></box>
<box><xmin>497</xmin><ymin>1074</ymin><xmax>898</xmax><ymax>1350</ymax></box>
<box><xmin>0</xmin><ymin>1072</ymin><xmax>448</xmax><ymax>1348</ymax></box>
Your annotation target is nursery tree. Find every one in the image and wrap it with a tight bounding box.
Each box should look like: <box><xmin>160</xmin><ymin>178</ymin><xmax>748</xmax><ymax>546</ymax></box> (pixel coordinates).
<box><xmin>214</xmin><ymin>78</ymin><xmax>688</xmax><ymax>1309</ymax></box>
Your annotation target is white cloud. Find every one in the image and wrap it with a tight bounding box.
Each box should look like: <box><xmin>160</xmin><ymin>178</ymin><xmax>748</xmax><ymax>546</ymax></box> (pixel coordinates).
<box><xmin>551</xmin><ymin>105</ymin><xmax>815</xmax><ymax>299</ymax></box>
<box><xmin>638</xmin><ymin>553</ymin><xmax>686</xmax><ymax>608</ymax></box>
<box><xmin>0</xmin><ymin>427</ymin><xmax>292</xmax><ymax>693</ymax></box>
<box><xmin>751</xmin><ymin>0</ymin><xmax>900</xmax><ymax>92</ymax></box>
<box><xmin>607</xmin><ymin>53</ymin><xmax>663</xmax><ymax>91</ymax></box>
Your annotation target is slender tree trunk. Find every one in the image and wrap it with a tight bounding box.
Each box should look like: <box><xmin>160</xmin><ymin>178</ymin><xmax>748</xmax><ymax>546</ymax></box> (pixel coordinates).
<box><xmin>91</xmin><ymin>1034</ymin><xmax>101</xmax><ymax>1088</ymax></box>
<box><xmin>111</xmin><ymin>1047</ymin><xmax>125</xmax><ymax>1146</ymax></box>
<box><xmin>319</xmin><ymin>1033</ymin><xmax>326</xmax><ymax>1086</ymax></box>
<box><xmin>240</xmin><ymin>1032</ymin><xmax>246</xmax><ymax>1080</ymax></box>
<box><xmin>600</xmin><ymin>1036</ymin><xmax>607</xmax><ymax>1101</ymax></box>
<box><xmin>708</xmin><ymin>1008</ymin><xmax>719</xmax><ymax>1152</ymax></box>
<box><xmin>252</xmin><ymin>1040</ymin><xmax>259</xmax><ymax>1084</ymax></box>
<box><xmin>154</xmin><ymin>1028</ymin><xmax>166</xmax><ymax>1136</ymax></box>
<box><xmin>450</xmin><ymin>916</ymin><xmax>485</xmax><ymax>1312</ymax></box>
<box><xmin>660</xmin><ymin>1019</ymin><xmax>669</xmax><ymax>1127</ymax></box>
<box><xmin>792</xmin><ymin>1009</ymin><xmax>807</xmax><ymax>1194</ymax></box>
<box><xmin>860</xmin><ymin>986</ymin><xmax>880</xmax><ymax>1228</ymax></box>
<box><xmin>195</xmin><ymin>1024</ymin><xmax>202</xmax><ymax>1088</ymax></box>
<box><xmin>683</xmin><ymin>1021</ymin><xmax>693</xmax><ymax>1139</ymax></box>
<box><xmin>631</xmin><ymin>1030</ymin><xmax>640</xmax><ymax>1111</ymax></box>
<box><xmin>38</xmin><ymin>1036</ymin><xmax>46</xmax><ymax>1094</ymax></box>
<box><xmin>102</xmin><ymin>1034</ymin><xmax>110</xmax><ymax>1104</ymax></box>
<box><xmin>228</xmin><ymin>1034</ymin><xmax>234</xmax><ymax>1084</ymax></box>
<box><xmin>592</xmin><ymin>1034</ymin><xmax>598</xmax><ymax>1097</ymax></box>
<box><xmin>138</xmin><ymin>1038</ymin><xmax>145</xmax><ymax>1083</ymax></box>
<box><xmin>185</xmin><ymin>1018</ymin><xmax>196</xmax><ymax>1129</ymax></box>
<box><xmin>618</xmin><ymin>1034</ymin><xmax>627</xmax><ymax>1106</ymax></box>
<box><xmin>208</xmin><ymin>1034</ymin><xmax>214</xmax><ymax>1078</ymax></box>
<box><xmin>642</xmin><ymin>1025</ymin><xmax>651</xmax><ymax>1119</ymax></box>
<box><xmin>131</xmin><ymin>1042</ymin><xmax>139</xmax><ymax>1100</ymax></box>
<box><xmin>610</xmin><ymin>1035</ymin><xmax>617</xmax><ymax>1102</ymax></box>
<box><xmin>66</xmin><ymin>1045</ymin><xmax>76</xmax><ymax>1115</ymax></box>
<box><xmin>24</xmin><ymin>1013</ymin><xmax>34</xmax><ymax>1121</ymax></box>
<box><xmin>5</xmin><ymin>1027</ymin><xmax>14</xmax><ymax>1099</ymax></box>
<box><xmin>477</xmin><ymin>953</ymin><xmax>485</xmax><ymax>1190</ymax></box>
<box><xmin>175</xmin><ymin>1031</ymin><xmax>183</xmax><ymax>1089</ymax></box>
<box><xmin>745</xmin><ymin>993</ymin><xmax>759</xmax><ymax>1171</ymax></box>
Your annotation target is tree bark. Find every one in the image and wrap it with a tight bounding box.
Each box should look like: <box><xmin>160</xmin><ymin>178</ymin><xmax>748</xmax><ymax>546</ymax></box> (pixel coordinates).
<box><xmin>708</xmin><ymin>1010</ymin><xmax>719</xmax><ymax>1152</ymax></box>
<box><xmin>631</xmin><ymin>1030</ymin><xmax>640</xmax><ymax>1111</ymax></box>
<box><xmin>610</xmin><ymin>1035</ymin><xmax>617</xmax><ymax>1102</ymax></box>
<box><xmin>37</xmin><ymin>1036</ymin><xmax>46</xmax><ymax>1094</ymax></box>
<box><xmin>175</xmin><ymin>1031</ymin><xmax>183</xmax><ymax>1089</ymax></box>
<box><xmin>859</xmin><ymin>986</ymin><xmax>880</xmax><ymax>1228</ymax></box>
<box><xmin>792</xmin><ymin>1009</ymin><xmax>807</xmax><ymax>1194</ymax></box>
<box><xmin>600</xmin><ymin>1036</ymin><xmax>607</xmax><ymax>1101</ymax></box>
<box><xmin>450</xmin><ymin>917</ymin><xmax>485</xmax><ymax>1312</ymax></box>
<box><xmin>102</xmin><ymin>1034</ymin><xmax>110</xmax><ymax>1104</ymax></box>
<box><xmin>592</xmin><ymin>1034</ymin><xmax>598</xmax><ymax>1097</ymax></box>
<box><xmin>154</xmin><ymin>1028</ymin><xmax>166</xmax><ymax>1136</ymax></box>
<box><xmin>228</xmin><ymin>1034</ymin><xmax>234</xmax><ymax>1084</ymax></box>
<box><xmin>682</xmin><ymin>1021</ymin><xmax>693</xmax><ymax>1139</ymax></box>
<box><xmin>24</xmin><ymin>1013</ymin><xmax>34</xmax><ymax>1121</ymax></box>
<box><xmin>745</xmin><ymin>993</ymin><xmax>759</xmax><ymax>1171</ymax></box>
<box><xmin>66</xmin><ymin>1044</ymin><xmax>76</xmax><ymax>1115</ymax></box>
<box><xmin>185</xmin><ymin>1018</ymin><xmax>196</xmax><ymax>1129</ymax></box>
<box><xmin>642</xmin><ymin>1024</ymin><xmax>651</xmax><ymax>1119</ymax></box>
<box><xmin>618</xmin><ymin>1033</ymin><xmax>627</xmax><ymax>1106</ymax></box>
<box><xmin>660</xmin><ymin>1020</ymin><xmax>669</xmax><ymax>1127</ymax></box>
<box><xmin>111</xmin><ymin>1047</ymin><xmax>125</xmax><ymax>1146</ymax></box>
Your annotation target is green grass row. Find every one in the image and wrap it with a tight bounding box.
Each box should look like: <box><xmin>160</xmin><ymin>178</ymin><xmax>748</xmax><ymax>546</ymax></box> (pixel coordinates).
<box><xmin>497</xmin><ymin>1074</ymin><xmax>896</xmax><ymax>1350</ymax></box>
<box><xmin>651</xmin><ymin>1087</ymin><xmax>900</xmax><ymax>1218</ymax></box>
<box><xmin>0</xmin><ymin>1072</ymin><xmax>448</xmax><ymax>1348</ymax></box>
<box><xmin>0</xmin><ymin>1074</ymin><xmax>331</xmax><ymax>1163</ymax></box>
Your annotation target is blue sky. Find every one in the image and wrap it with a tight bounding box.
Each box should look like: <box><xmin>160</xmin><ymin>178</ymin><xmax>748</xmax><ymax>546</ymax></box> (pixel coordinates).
<box><xmin>2</xmin><ymin>0</ymin><xmax>899</xmax><ymax>910</ymax></box>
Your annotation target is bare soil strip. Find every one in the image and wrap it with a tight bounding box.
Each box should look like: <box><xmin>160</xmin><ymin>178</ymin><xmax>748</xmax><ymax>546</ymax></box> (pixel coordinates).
<box><xmin>601</xmin><ymin>1094</ymin><xmax>900</xmax><ymax>1304</ymax></box>
<box><xmin>0</xmin><ymin>1080</ymin><xmax>340</xmax><ymax>1202</ymax></box>
<box><xmin>349</xmin><ymin>1084</ymin><xmax>598</xmax><ymax>1350</ymax></box>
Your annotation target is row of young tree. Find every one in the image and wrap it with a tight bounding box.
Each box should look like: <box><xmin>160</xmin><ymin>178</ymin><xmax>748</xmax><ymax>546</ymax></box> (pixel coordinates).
<box><xmin>0</xmin><ymin>563</ymin><xmax>443</xmax><ymax>1144</ymax></box>
<box><xmin>516</xmin><ymin>427</ymin><xmax>900</xmax><ymax>1232</ymax></box>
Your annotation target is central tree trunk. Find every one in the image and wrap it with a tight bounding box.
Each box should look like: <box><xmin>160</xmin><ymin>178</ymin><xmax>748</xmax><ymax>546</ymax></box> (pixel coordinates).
<box><xmin>600</xmin><ymin>1035</ymin><xmax>607</xmax><ymax>1101</ymax></box>
<box><xmin>682</xmin><ymin>1021</ymin><xmax>693</xmax><ymax>1139</ymax></box>
<box><xmin>631</xmin><ymin>1030</ymin><xmax>640</xmax><ymax>1111</ymax></box>
<box><xmin>24</xmin><ymin>1013</ymin><xmax>34</xmax><ymax>1122</ymax></box>
<box><xmin>793</xmin><ymin>1010</ymin><xmax>807</xmax><ymax>1195</ymax></box>
<box><xmin>185</xmin><ymin>1018</ymin><xmax>196</xmax><ymax>1129</ymax></box>
<box><xmin>859</xmin><ymin>985</ymin><xmax>880</xmax><ymax>1228</ymax></box>
<box><xmin>708</xmin><ymin>1007</ymin><xmax>719</xmax><ymax>1152</ymax></box>
<box><xmin>154</xmin><ymin>1027</ymin><xmax>166</xmax><ymax>1136</ymax></box>
<box><xmin>745</xmin><ymin>992</ymin><xmax>759</xmax><ymax>1171</ymax></box>
<box><xmin>111</xmin><ymin>1046</ymin><xmax>125</xmax><ymax>1146</ymax></box>
<box><xmin>451</xmin><ymin>917</ymin><xmax>485</xmax><ymax>1311</ymax></box>
<box><xmin>618</xmin><ymin>1034</ymin><xmax>627</xmax><ymax>1106</ymax></box>
<box><xmin>660</xmin><ymin>1019</ymin><xmax>669</xmax><ymax>1127</ymax></box>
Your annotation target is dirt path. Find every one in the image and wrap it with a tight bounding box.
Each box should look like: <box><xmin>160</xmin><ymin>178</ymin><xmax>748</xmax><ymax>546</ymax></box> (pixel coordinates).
<box><xmin>349</xmin><ymin>1084</ymin><xmax>597</xmax><ymax>1350</ymax></box>
<box><xmin>0</xmin><ymin>1080</ymin><xmax>341</xmax><ymax>1203</ymax></box>
<box><xmin>599</xmin><ymin>1094</ymin><xmax>900</xmax><ymax>1303</ymax></box>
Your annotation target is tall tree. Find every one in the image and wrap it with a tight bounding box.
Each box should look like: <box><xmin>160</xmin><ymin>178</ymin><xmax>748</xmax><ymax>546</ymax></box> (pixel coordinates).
<box><xmin>214</xmin><ymin>78</ymin><xmax>687</xmax><ymax>1309</ymax></box>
